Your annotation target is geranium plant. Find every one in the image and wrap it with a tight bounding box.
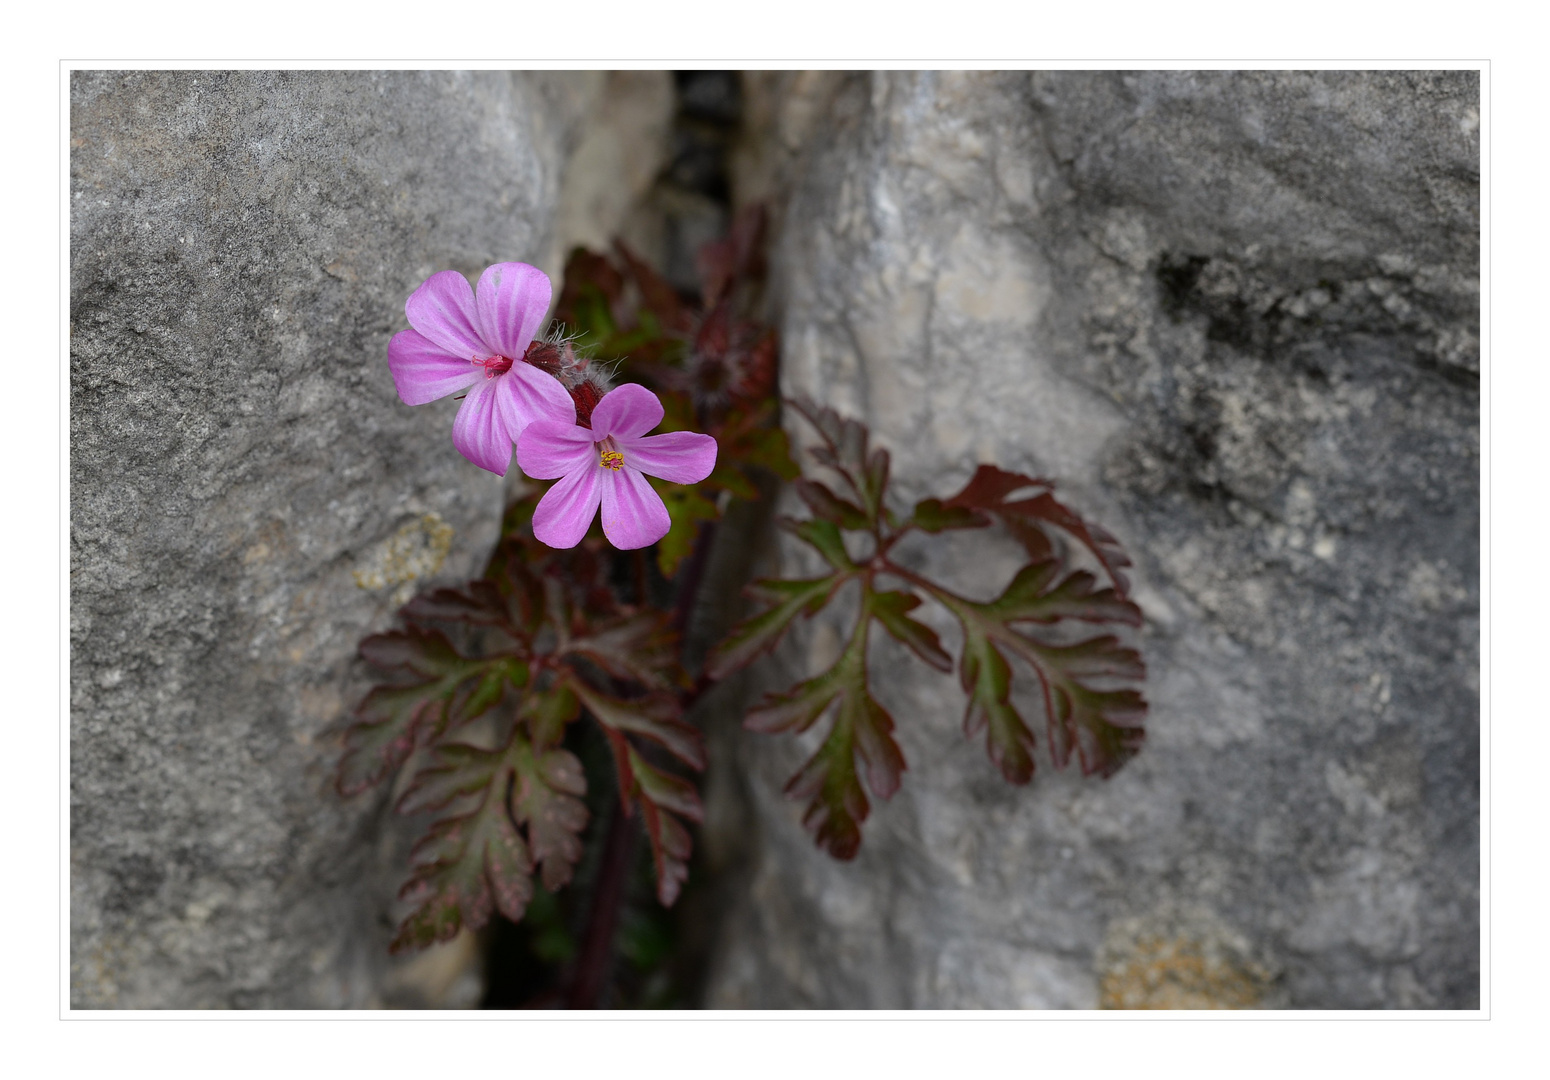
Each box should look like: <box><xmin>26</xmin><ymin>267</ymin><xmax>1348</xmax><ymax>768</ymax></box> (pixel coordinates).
<box><xmin>338</xmin><ymin>209</ymin><xmax>1147</xmax><ymax>1005</ymax></box>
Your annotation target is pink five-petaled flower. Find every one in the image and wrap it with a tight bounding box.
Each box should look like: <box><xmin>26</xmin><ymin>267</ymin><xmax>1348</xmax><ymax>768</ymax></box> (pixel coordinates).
<box><xmin>387</xmin><ymin>262</ymin><xmax>574</xmax><ymax>475</ymax></box>
<box><xmin>517</xmin><ymin>384</ymin><xmax>718</xmax><ymax>550</ymax></box>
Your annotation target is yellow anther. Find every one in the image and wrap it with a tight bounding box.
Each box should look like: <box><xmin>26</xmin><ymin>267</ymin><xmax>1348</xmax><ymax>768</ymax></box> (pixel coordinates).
<box><xmin>599</xmin><ymin>450</ymin><xmax>624</xmax><ymax>471</ymax></box>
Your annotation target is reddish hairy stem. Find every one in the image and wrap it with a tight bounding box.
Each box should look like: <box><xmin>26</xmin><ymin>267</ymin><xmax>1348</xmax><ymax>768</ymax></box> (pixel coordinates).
<box><xmin>565</xmin><ymin>801</ymin><xmax>637</xmax><ymax>1009</ymax></box>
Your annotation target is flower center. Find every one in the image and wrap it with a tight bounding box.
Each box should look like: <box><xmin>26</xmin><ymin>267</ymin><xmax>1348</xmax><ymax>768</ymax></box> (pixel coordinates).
<box><xmin>475</xmin><ymin>354</ymin><xmax>513</xmax><ymax>378</ymax></box>
<box><xmin>599</xmin><ymin>448</ymin><xmax>624</xmax><ymax>471</ymax></box>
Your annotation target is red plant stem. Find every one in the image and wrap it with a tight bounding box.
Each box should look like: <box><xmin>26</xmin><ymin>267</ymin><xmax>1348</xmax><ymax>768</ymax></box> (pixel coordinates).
<box><xmin>565</xmin><ymin>519</ymin><xmax>717</xmax><ymax>1008</ymax></box>
<box><xmin>566</xmin><ymin>801</ymin><xmax>637</xmax><ymax>1009</ymax></box>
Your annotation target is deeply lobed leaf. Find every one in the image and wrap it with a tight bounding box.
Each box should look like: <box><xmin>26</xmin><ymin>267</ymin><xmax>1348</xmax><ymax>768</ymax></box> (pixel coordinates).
<box><xmin>958</xmin><ymin>625</ymin><xmax>1036</xmax><ymax>785</ymax></box>
<box><xmin>704</xmin><ymin>575</ymin><xmax>840</xmax><ymax>681</ymax></box>
<box><xmin>869</xmin><ymin>589</ymin><xmax>952</xmax><ymax>672</ymax></box>
<box><xmin>747</xmin><ymin>613</ymin><xmax>905</xmax><ymax>859</ymax></box>
<box><xmin>567</xmin><ymin>610</ymin><xmax>684</xmax><ymax>692</ymax></box>
<box><xmin>943</xmin><ymin>465</ymin><xmax>1134</xmax><ymax>596</ymax></box>
<box><xmin>391</xmin><ymin>767</ymin><xmax>532</xmax><ymax>953</ymax></box>
<box><xmin>627</xmin><ymin>746</ymin><xmax>704</xmax><ymax>905</ymax></box>
<box><xmin>389</xmin><ymin>727</ymin><xmax>592</xmax><ymax>951</ymax></box>
<box><xmin>338</xmin><ymin>629</ymin><xmax>520</xmax><ymax>796</ymax></box>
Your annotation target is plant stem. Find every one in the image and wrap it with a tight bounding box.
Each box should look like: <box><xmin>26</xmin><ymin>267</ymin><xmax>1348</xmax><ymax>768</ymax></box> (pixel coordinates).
<box><xmin>566</xmin><ymin>801</ymin><xmax>636</xmax><ymax>1009</ymax></box>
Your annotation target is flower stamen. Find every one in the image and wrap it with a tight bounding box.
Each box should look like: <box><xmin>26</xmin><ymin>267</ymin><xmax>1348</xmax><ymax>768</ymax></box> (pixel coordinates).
<box><xmin>599</xmin><ymin>448</ymin><xmax>624</xmax><ymax>471</ymax></box>
<box><xmin>474</xmin><ymin>354</ymin><xmax>514</xmax><ymax>378</ymax></box>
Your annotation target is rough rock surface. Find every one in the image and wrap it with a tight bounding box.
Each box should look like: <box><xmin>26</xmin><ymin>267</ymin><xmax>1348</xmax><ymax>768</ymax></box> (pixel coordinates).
<box><xmin>704</xmin><ymin>71</ymin><xmax>1479</xmax><ymax>1009</ymax></box>
<box><xmin>70</xmin><ymin>70</ymin><xmax>593</xmax><ymax>1008</ymax></box>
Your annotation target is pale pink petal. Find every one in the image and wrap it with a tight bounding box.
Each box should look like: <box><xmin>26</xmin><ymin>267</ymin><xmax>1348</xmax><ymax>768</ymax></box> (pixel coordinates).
<box><xmin>450</xmin><ymin>378</ymin><xmax>512</xmax><ymax>476</ymax></box>
<box><xmin>496</xmin><ymin>361</ymin><xmax>576</xmax><ymax>442</ymax></box>
<box><xmin>590</xmin><ymin>383</ymin><xmax>664</xmax><ymax>440</ymax></box>
<box><xmin>388</xmin><ymin>329</ymin><xmax>480</xmax><ymax>405</ymax></box>
<box><xmin>618</xmin><ymin>430</ymin><xmax>718</xmax><ymax>484</ymax></box>
<box><xmin>406</xmin><ymin>270</ymin><xmax>489</xmax><ymax>360</ymax></box>
<box><xmin>532</xmin><ymin>464</ymin><xmax>604</xmax><ymax>549</ymax></box>
<box><xmin>517</xmin><ymin>420</ymin><xmax>595</xmax><ymax>480</ymax></box>
<box><xmin>475</xmin><ymin>262</ymin><xmax>552</xmax><ymax>361</ymax></box>
<box><xmin>599</xmin><ymin>466</ymin><xmax>671</xmax><ymax>550</ymax></box>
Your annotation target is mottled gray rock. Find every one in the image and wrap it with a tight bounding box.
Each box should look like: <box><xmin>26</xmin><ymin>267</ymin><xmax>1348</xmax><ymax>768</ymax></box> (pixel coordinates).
<box><xmin>70</xmin><ymin>70</ymin><xmax>593</xmax><ymax>1008</ymax></box>
<box><xmin>705</xmin><ymin>71</ymin><xmax>1478</xmax><ymax>1009</ymax></box>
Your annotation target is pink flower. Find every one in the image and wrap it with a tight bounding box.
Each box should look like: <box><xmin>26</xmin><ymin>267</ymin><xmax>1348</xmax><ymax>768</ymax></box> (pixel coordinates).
<box><xmin>517</xmin><ymin>384</ymin><xmax>718</xmax><ymax>550</ymax></box>
<box><xmin>388</xmin><ymin>263</ymin><xmax>575</xmax><ymax>475</ymax></box>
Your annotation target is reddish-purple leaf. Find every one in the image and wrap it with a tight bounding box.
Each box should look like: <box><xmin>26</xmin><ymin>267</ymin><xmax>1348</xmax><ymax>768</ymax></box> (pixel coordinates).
<box><xmin>512</xmin><ymin>743</ymin><xmax>589</xmax><ymax>892</ymax></box>
<box><xmin>567</xmin><ymin>611</ymin><xmax>683</xmax><ymax>691</ymax></box>
<box><xmin>943</xmin><ymin>465</ymin><xmax>1133</xmax><ymax>596</ymax></box>
<box><xmin>390</xmin><ymin>776</ymin><xmax>532</xmax><ymax>953</ymax></box>
<box><xmin>793</xmin><ymin>478</ymin><xmax>870</xmax><ymax>531</ymax></box>
<box><xmin>614</xmin><ymin>239</ymin><xmax>689</xmax><ymax>333</ymax></box>
<box><xmin>571</xmin><ymin>679</ymin><xmax>706</xmax><ymax>771</ymax></box>
<box><xmin>338</xmin><ymin>629</ymin><xmax>515</xmax><ymax>797</ymax></box>
<box><xmin>401</xmin><ymin>581</ymin><xmax>510</xmax><ymax>628</ymax></box>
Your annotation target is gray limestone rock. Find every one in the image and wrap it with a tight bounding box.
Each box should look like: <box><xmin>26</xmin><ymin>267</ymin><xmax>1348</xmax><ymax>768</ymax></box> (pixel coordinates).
<box><xmin>703</xmin><ymin>71</ymin><xmax>1478</xmax><ymax>1009</ymax></box>
<box><xmin>70</xmin><ymin>70</ymin><xmax>592</xmax><ymax>1008</ymax></box>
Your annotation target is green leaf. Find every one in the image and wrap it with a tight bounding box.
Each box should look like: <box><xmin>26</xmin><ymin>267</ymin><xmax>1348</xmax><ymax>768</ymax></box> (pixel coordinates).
<box><xmin>959</xmin><ymin>626</ymin><xmax>1036</xmax><ymax>785</ymax></box>
<box><xmin>784</xmin><ymin>718</ymin><xmax>867</xmax><ymax>861</ymax></box>
<box><xmin>704</xmin><ymin>575</ymin><xmax>840</xmax><ymax>680</ymax></box>
<box><xmin>734</xmin><ymin>422</ymin><xmax>800</xmax><ymax>481</ymax></box>
<box><xmin>780</xmin><ymin>517</ymin><xmax>857</xmax><ymax>572</ymax></box>
<box><xmin>987</xmin><ymin>561</ymin><xmax>1143</xmax><ymax>627</ymax></box>
<box><xmin>519</xmin><ymin>682</ymin><xmax>581</xmax><ymax>750</ymax></box>
<box><xmin>627</xmin><ymin>747</ymin><xmax>704</xmax><ymax>822</ymax></box>
<box><xmin>910</xmin><ymin>497</ymin><xmax>988</xmax><ymax>534</ymax></box>
<box><xmin>868</xmin><ymin>589</ymin><xmax>952</xmax><ymax>672</ymax></box>
<box><xmin>749</xmin><ymin>615</ymin><xmax>905</xmax><ymax>859</ymax></box>
<box><xmin>391</xmin><ymin>766</ymin><xmax>532</xmax><ymax>952</ymax></box>
<box><xmin>733</xmin><ymin>409</ymin><xmax>1149</xmax><ymax>863</ymax></box>
<box><xmin>648</xmin><ymin>478</ymin><xmax>719</xmax><ymax>579</ymax></box>
<box><xmin>702</xmin><ymin>463</ymin><xmax>760</xmax><ymax>501</ymax></box>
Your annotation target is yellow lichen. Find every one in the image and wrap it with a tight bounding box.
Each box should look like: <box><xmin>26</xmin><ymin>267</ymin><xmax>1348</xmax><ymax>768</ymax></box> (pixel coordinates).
<box><xmin>1098</xmin><ymin>933</ymin><xmax>1267</xmax><ymax>1009</ymax></box>
<box><xmin>352</xmin><ymin>512</ymin><xmax>454</xmax><ymax>602</ymax></box>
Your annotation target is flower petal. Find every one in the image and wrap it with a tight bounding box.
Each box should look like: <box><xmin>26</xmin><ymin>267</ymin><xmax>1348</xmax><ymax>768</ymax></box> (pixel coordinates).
<box><xmin>532</xmin><ymin>463</ymin><xmax>603</xmax><ymax>549</ymax></box>
<box><xmin>406</xmin><ymin>270</ymin><xmax>489</xmax><ymax>360</ymax></box>
<box><xmin>599</xmin><ymin>466</ymin><xmax>671</xmax><ymax>550</ymax></box>
<box><xmin>475</xmin><ymin>262</ymin><xmax>553</xmax><ymax>361</ymax></box>
<box><xmin>387</xmin><ymin>329</ymin><xmax>480</xmax><ymax>405</ymax></box>
<box><xmin>496</xmin><ymin>361</ymin><xmax>577</xmax><ymax>442</ymax></box>
<box><xmin>590</xmin><ymin>382</ymin><xmax>664</xmax><ymax>441</ymax></box>
<box><xmin>450</xmin><ymin>378</ymin><xmax>512</xmax><ymax>476</ymax></box>
<box><xmin>619</xmin><ymin>430</ymin><xmax>718</xmax><ymax>484</ymax></box>
<box><xmin>517</xmin><ymin>420</ymin><xmax>595</xmax><ymax>480</ymax></box>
